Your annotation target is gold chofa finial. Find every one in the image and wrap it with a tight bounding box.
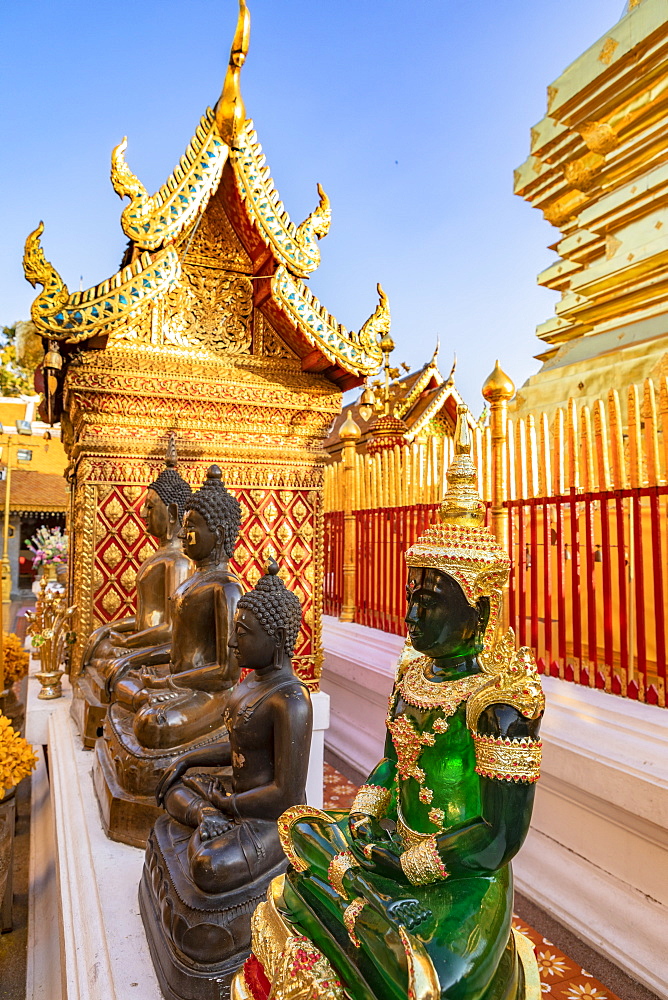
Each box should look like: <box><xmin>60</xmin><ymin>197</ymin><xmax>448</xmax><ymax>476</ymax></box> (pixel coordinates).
<box><xmin>215</xmin><ymin>0</ymin><xmax>251</xmax><ymax>147</ymax></box>
<box><xmin>439</xmin><ymin>405</ymin><xmax>486</xmax><ymax>529</ymax></box>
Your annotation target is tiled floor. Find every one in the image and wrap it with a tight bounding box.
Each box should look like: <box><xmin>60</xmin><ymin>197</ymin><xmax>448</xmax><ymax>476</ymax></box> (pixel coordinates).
<box><xmin>322</xmin><ymin>763</ymin><xmax>623</xmax><ymax>1000</ymax></box>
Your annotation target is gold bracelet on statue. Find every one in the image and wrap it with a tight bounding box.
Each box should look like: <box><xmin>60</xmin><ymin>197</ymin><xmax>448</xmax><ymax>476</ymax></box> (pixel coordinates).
<box><xmin>400</xmin><ymin>835</ymin><xmax>448</xmax><ymax>886</ymax></box>
<box><xmin>327</xmin><ymin>850</ymin><xmax>360</xmax><ymax>900</ymax></box>
<box><xmin>343</xmin><ymin>897</ymin><xmax>367</xmax><ymax>947</ymax></box>
<box><xmin>472</xmin><ymin>734</ymin><xmax>542</xmax><ymax>783</ymax></box>
<box><xmin>350</xmin><ymin>784</ymin><xmax>391</xmax><ymax>819</ymax></box>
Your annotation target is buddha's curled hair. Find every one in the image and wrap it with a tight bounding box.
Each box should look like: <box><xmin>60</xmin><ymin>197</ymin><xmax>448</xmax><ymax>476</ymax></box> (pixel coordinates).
<box><xmin>237</xmin><ymin>559</ymin><xmax>302</xmax><ymax>656</ymax></box>
<box><xmin>148</xmin><ymin>468</ymin><xmax>192</xmax><ymax>525</ymax></box>
<box><xmin>186</xmin><ymin>466</ymin><xmax>241</xmax><ymax>559</ymax></box>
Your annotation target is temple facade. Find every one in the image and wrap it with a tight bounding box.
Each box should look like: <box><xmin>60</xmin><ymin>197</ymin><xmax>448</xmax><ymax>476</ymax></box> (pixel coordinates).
<box><xmin>22</xmin><ymin>2</ymin><xmax>387</xmax><ymax>685</ymax></box>
<box><xmin>513</xmin><ymin>0</ymin><xmax>668</xmax><ymax>417</ymax></box>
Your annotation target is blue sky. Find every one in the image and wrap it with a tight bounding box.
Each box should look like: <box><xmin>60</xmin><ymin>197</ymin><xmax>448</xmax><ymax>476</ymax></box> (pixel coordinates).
<box><xmin>0</xmin><ymin>1</ymin><xmax>623</xmax><ymax>410</ymax></box>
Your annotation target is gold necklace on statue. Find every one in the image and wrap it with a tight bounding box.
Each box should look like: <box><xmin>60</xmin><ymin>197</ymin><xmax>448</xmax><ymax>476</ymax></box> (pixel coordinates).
<box><xmin>397</xmin><ymin>655</ymin><xmax>487</xmax><ymax>716</ymax></box>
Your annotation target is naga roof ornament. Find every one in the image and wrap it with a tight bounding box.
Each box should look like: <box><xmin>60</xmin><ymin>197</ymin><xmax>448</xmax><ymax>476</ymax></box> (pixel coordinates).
<box><xmin>23</xmin><ymin>223</ymin><xmax>180</xmax><ymax>342</ymax></box>
<box><xmin>111</xmin><ymin>113</ymin><xmax>228</xmax><ymax>251</ymax></box>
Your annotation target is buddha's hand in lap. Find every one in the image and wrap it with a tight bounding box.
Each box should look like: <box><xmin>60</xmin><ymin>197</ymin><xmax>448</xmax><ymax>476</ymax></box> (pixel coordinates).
<box><xmin>155</xmin><ymin>756</ymin><xmax>191</xmax><ymax>803</ymax></box>
<box><xmin>348</xmin><ymin>813</ymin><xmax>393</xmax><ymax>847</ymax></box>
<box><xmin>198</xmin><ymin>807</ymin><xmax>233</xmax><ymax>841</ymax></box>
<box><xmin>141</xmin><ymin>665</ymin><xmax>169</xmax><ymax>689</ymax></box>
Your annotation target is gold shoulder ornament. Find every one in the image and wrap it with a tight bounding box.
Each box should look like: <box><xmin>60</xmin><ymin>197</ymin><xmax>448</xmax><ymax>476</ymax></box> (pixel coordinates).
<box><xmin>466</xmin><ymin>629</ymin><xmax>545</xmax><ymax>733</ymax></box>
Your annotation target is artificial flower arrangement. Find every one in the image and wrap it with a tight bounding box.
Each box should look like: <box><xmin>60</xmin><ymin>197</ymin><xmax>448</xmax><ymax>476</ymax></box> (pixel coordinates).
<box><xmin>1</xmin><ymin>633</ymin><xmax>29</xmax><ymax>687</ymax></box>
<box><xmin>0</xmin><ymin>715</ymin><xmax>36</xmax><ymax>799</ymax></box>
<box><xmin>26</xmin><ymin>525</ymin><xmax>68</xmax><ymax>570</ymax></box>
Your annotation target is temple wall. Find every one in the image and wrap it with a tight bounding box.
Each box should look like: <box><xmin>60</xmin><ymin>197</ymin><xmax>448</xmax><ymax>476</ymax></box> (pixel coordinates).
<box><xmin>64</xmin><ymin>346</ymin><xmax>341</xmax><ymax>687</ymax></box>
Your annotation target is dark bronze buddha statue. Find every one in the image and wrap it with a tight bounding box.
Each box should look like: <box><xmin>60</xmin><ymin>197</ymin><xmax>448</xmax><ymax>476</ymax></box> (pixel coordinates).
<box><xmin>93</xmin><ymin>465</ymin><xmax>244</xmax><ymax>847</ymax></box>
<box><xmin>233</xmin><ymin>408</ymin><xmax>544</xmax><ymax>1000</ymax></box>
<box><xmin>139</xmin><ymin>559</ymin><xmax>312</xmax><ymax>1000</ymax></box>
<box><xmin>71</xmin><ymin>447</ymin><xmax>193</xmax><ymax>747</ymax></box>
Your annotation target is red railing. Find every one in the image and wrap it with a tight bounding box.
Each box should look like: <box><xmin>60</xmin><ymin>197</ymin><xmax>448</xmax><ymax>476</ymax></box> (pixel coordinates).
<box><xmin>506</xmin><ymin>486</ymin><xmax>667</xmax><ymax>706</ymax></box>
<box><xmin>354</xmin><ymin>504</ymin><xmax>438</xmax><ymax>634</ymax></box>
<box><xmin>323</xmin><ymin>510</ymin><xmax>344</xmax><ymax>617</ymax></box>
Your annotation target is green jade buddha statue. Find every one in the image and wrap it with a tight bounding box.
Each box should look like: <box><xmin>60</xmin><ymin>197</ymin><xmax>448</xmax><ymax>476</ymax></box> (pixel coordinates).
<box><xmin>72</xmin><ymin>445</ymin><xmax>193</xmax><ymax>748</ymax></box>
<box><xmin>139</xmin><ymin>560</ymin><xmax>312</xmax><ymax>1000</ymax></box>
<box><xmin>235</xmin><ymin>408</ymin><xmax>544</xmax><ymax>1000</ymax></box>
<box><xmin>93</xmin><ymin>465</ymin><xmax>244</xmax><ymax>847</ymax></box>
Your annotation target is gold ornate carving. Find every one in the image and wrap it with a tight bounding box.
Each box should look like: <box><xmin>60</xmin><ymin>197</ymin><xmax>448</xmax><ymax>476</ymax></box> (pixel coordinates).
<box><xmin>467</xmin><ymin>633</ymin><xmax>545</xmax><ymax>731</ymax></box>
<box><xmin>104</xmin><ymin>497</ymin><xmax>123</xmax><ymax>522</ymax></box>
<box><xmin>182</xmin><ymin>192</ymin><xmax>250</xmax><ymax>272</ymax></box>
<box><xmin>23</xmin><ymin>223</ymin><xmax>180</xmax><ymax>342</ymax></box>
<box><xmin>386</xmin><ymin>712</ymin><xmax>435</xmax><ymax>780</ymax></box>
<box><xmin>399</xmin><ymin>836</ymin><xmax>448</xmax><ymax>886</ymax></box>
<box><xmin>272</xmin><ymin>266</ymin><xmax>385</xmax><ymax>377</ymax></box>
<box><xmin>327</xmin><ymin>850</ymin><xmax>360</xmax><ymax>900</ymax></box>
<box><xmin>396</xmin><ymin>814</ymin><xmax>431</xmax><ymax>851</ymax></box>
<box><xmin>163</xmin><ymin>267</ymin><xmax>253</xmax><ymax>353</ymax></box>
<box><xmin>111</xmin><ymin>111</ymin><xmax>228</xmax><ymax>251</ymax></box>
<box><xmin>120</xmin><ymin>520</ymin><xmax>140</xmax><ymax>546</ymax></box>
<box><xmin>120</xmin><ymin>567</ymin><xmax>136</xmax><ymax>593</ymax></box>
<box><xmin>102</xmin><ymin>542</ymin><xmax>123</xmax><ymax>570</ymax></box>
<box><xmin>102</xmin><ymin>590</ymin><xmax>122</xmax><ymax>615</ymax></box>
<box><xmin>397</xmin><ymin>657</ymin><xmax>486</xmax><ymax>715</ymax></box>
<box><xmin>243</xmin><ymin>876</ymin><xmax>346</xmax><ymax>1000</ymax></box>
<box><xmin>343</xmin><ymin>897</ymin><xmax>366</xmax><ymax>948</ymax></box>
<box><xmin>473</xmin><ymin>734</ymin><xmax>542</xmax><ymax>783</ymax></box>
<box><xmin>350</xmin><ymin>784</ymin><xmax>391</xmax><ymax>819</ymax></box>
<box><xmin>277</xmin><ymin>805</ymin><xmax>332</xmax><ymax>873</ymax></box>
<box><xmin>232</xmin><ymin>123</ymin><xmax>331</xmax><ymax>277</ymax></box>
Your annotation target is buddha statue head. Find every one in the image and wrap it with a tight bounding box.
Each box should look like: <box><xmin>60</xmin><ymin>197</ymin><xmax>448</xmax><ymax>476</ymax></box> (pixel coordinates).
<box><xmin>404</xmin><ymin>405</ymin><xmax>510</xmax><ymax>661</ymax></box>
<box><xmin>181</xmin><ymin>465</ymin><xmax>242</xmax><ymax>566</ymax></box>
<box><xmin>232</xmin><ymin>559</ymin><xmax>302</xmax><ymax>671</ymax></box>
<box><xmin>142</xmin><ymin>441</ymin><xmax>192</xmax><ymax>543</ymax></box>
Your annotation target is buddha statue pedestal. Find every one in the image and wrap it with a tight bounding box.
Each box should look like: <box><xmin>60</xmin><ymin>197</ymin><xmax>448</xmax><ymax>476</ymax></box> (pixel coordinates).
<box><xmin>93</xmin><ymin>706</ymin><xmax>232</xmax><ymax>848</ymax></box>
<box><xmin>92</xmin><ymin>466</ymin><xmax>242</xmax><ymax>847</ymax></box>
<box><xmin>140</xmin><ymin>818</ymin><xmax>288</xmax><ymax>1000</ymax></box>
<box><xmin>139</xmin><ymin>560</ymin><xmax>312</xmax><ymax>1000</ymax></box>
<box><xmin>71</xmin><ymin>453</ymin><xmax>193</xmax><ymax>748</ymax></box>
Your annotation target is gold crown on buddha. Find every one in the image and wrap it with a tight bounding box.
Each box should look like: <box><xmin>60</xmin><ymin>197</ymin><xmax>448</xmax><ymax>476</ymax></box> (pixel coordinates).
<box><xmin>405</xmin><ymin>405</ymin><xmax>510</xmax><ymax>606</ymax></box>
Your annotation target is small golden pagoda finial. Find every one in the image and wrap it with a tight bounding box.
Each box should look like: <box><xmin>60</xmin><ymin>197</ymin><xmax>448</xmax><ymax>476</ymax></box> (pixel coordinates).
<box><xmin>439</xmin><ymin>405</ymin><xmax>486</xmax><ymax>529</ymax></box>
<box><xmin>215</xmin><ymin>0</ymin><xmax>251</xmax><ymax>148</ymax></box>
<box><xmin>340</xmin><ymin>411</ymin><xmax>361</xmax><ymax>442</ymax></box>
<box><xmin>481</xmin><ymin>360</ymin><xmax>515</xmax><ymax>403</ymax></box>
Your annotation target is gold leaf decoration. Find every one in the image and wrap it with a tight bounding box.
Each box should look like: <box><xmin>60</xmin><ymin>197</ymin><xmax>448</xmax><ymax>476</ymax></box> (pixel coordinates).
<box><xmin>264</xmin><ymin>503</ymin><xmax>278</xmax><ymax>523</ymax></box>
<box><xmin>120</xmin><ymin>567</ymin><xmax>136</xmax><ymax>592</ymax></box>
<box><xmin>104</xmin><ymin>498</ymin><xmax>123</xmax><ymax>523</ymax></box>
<box><xmin>121</xmin><ymin>520</ymin><xmax>141</xmax><ymax>546</ymax></box>
<box><xmin>102</xmin><ymin>542</ymin><xmax>123</xmax><ymax>570</ymax></box>
<box><xmin>102</xmin><ymin>590</ymin><xmax>122</xmax><ymax>615</ymax></box>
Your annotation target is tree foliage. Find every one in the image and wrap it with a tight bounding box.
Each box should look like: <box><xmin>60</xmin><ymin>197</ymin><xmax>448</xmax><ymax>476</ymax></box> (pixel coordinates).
<box><xmin>0</xmin><ymin>324</ymin><xmax>34</xmax><ymax>396</ymax></box>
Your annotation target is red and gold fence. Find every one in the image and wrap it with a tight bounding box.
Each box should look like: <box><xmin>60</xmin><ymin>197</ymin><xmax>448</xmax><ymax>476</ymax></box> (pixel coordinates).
<box><xmin>323</xmin><ymin>371</ymin><xmax>668</xmax><ymax>707</ymax></box>
<box><xmin>507</xmin><ymin>486</ymin><xmax>668</xmax><ymax>706</ymax></box>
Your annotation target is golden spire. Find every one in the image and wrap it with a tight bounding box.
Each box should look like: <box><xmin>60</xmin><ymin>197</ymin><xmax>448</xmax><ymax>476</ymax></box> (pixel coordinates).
<box><xmin>439</xmin><ymin>405</ymin><xmax>486</xmax><ymax>529</ymax></box>
<box><xmin>340</xmin><ymin>411</ymin><xmax>361</xmax><ymax>441</ymax></box>
<box><xmin>481</xmin><ymin>360</ymin><xmax>515</xmax><ymax>403</ymax></box>
<box><xmin>215</xmin><ymin>0</ymin><xmax>251</xmax><ymax>147</ymax></box>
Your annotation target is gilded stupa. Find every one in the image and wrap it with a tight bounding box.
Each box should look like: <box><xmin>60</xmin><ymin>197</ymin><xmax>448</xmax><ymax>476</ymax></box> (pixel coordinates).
<box><xmin>22</xmin><ymin>0</ymin><xmax>389</xmax><ymax>684</ymax></box>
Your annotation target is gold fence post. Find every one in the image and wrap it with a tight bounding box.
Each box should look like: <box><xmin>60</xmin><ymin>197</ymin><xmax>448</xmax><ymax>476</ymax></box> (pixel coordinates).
<box><xmin>482</xmin><ymin>361</ymin><xmax>515</xmax><ymax>554</ymax></box>
<box><xmin>339</xmin><ymin>412</ymin><xmax>361</xmax><ymax>623</ymax></box>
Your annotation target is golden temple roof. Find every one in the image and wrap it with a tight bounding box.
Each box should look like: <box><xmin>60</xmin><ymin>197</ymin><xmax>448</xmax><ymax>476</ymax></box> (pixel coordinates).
<box><xmin>22</xmin><ymin>1</ymin><xmax>386</xmax><ymax>389</ymax></box>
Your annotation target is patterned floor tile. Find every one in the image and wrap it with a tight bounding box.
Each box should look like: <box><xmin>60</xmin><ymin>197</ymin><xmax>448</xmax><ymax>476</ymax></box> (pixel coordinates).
<box><xmin>322</xmin><ymin>766</ymin><xmax>623</xmax><ymax>1000</ymax></box>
